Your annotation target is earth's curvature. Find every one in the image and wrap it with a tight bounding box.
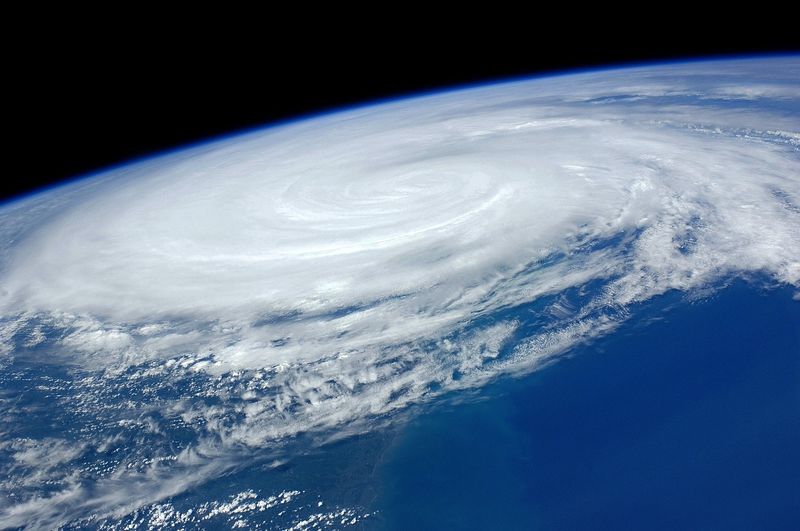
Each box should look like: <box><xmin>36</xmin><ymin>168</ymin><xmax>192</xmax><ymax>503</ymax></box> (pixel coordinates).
<box><xmin>1</xmin><ymin>56</ymin><xmax>799</xmax><ymax>530</ymax></box>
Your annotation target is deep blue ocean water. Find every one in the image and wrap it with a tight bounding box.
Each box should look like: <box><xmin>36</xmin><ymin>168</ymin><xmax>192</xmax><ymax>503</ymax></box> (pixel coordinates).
<box><xmin>7</xmin><ymin>278</ymin><xmax>798</xmax><ymax>529</ymax></box>
<box><xmin>371</xmin><ymin>279</ymin><xmax>800</xmax><ymax>530</ymax></box>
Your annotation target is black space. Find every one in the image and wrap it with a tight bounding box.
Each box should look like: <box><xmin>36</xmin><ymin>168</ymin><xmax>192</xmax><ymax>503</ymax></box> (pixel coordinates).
<box><xmin>5</xmin><ymin>21</ymin><xmax>799</xmax><ymax>203</ymax></box>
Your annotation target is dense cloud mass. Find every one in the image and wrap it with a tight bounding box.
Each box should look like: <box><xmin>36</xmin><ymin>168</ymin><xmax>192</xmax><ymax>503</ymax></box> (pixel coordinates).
<box><xmin>1</xmin><ymin>57</ymin><xmax>799</xmax><ymax>528</ymax></box>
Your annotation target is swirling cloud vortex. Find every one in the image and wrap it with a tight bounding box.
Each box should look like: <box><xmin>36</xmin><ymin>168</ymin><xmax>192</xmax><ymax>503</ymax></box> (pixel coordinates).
<box><xmin>1</xmin><ymin>57</ymin><xmax>799</xmax><ymax>527</ymax></box>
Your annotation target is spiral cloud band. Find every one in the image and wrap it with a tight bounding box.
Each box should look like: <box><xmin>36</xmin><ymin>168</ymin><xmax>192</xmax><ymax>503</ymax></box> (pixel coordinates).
<box><xmin>1</xmin><ymin>57</ymin><xmax>799</xmax><ymax>528</ymax></box>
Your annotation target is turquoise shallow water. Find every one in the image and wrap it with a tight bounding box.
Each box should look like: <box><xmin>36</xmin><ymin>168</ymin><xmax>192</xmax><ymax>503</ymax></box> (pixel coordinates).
<box><xmin>371</xmin><ymin>280</ymin><xmax>800</xmax><ymax>530</ymax></box>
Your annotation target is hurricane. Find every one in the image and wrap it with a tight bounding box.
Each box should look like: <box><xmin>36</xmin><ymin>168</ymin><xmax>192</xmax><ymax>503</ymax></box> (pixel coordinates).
<box><xmin>1</xmin><ymin>56</ymin><xmax>799</xmax><ymax>529</ymax></box>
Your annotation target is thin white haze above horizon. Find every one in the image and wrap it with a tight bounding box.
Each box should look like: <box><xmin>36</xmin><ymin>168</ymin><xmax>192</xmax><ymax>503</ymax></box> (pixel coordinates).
<box><xmin>1</xmin><ymin>56</ymin><xmax>799</xmax><ymax>529</ymax></box>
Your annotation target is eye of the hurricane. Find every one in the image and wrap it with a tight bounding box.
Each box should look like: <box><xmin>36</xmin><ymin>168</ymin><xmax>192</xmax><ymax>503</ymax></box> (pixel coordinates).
<box><xmin>273</xmin><ymin>161</ymin><xmax>507</xmax><ymax>245</ymax></box>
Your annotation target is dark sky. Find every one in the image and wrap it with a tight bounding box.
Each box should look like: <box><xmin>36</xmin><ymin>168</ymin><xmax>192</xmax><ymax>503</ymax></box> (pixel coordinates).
<box><xmin>5</xmin><ymin>21</ymin><xmax>798</xmax><ymax>203</ymax></box>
